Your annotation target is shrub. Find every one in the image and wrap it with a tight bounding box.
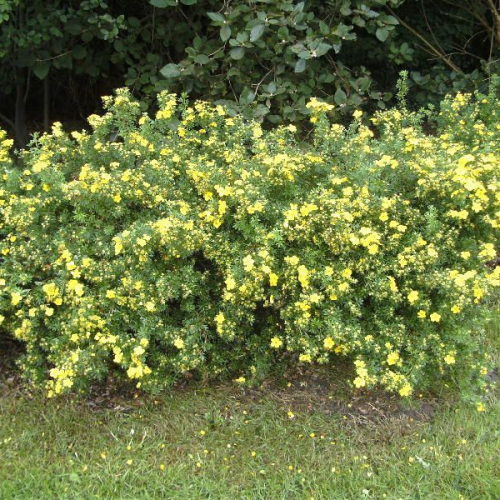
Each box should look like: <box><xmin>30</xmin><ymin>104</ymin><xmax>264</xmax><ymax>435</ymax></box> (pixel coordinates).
<box><xmin>0</xmin><ymin>87</ymin><xmax>499</xmax><ymax>399</ymax></box>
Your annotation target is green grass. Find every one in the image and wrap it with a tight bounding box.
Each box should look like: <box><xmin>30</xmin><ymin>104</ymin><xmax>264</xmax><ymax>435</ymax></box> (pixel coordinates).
<box><xmin>1</xmin><ymin>312</ymin><xmax>499</xmax><ymax>500</ymax></box>
<box><xmin>1</xmin><ymin>380</ymin><xmax>499</xmax><ymax>499</ymax></box>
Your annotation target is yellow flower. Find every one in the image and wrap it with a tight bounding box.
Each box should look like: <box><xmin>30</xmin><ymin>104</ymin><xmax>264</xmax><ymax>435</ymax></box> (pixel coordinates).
<box><xmin>323</xmin><ymin>336</ymin><xmax>335</xmax><ymax>350</ymax></box>
<box><xmin>476</xmin><ymin>402</ymin><xmax>485</xmax><ymax>412</ymax></box>
<box><xmin>388</xmin><ymin>277</ymin><xmax>398</xmax><ymax>292</ymax></box>
<box><xmin>145</xmin><ymin>301</ymin><xmax>156</xmax><ymax>312</ymax></box>
<box><xmin>226</xmin><ymin>276</ymin><xmax>236</xmax><ymax>290</ymax></box>
<box><xmin>269</xmin><ymin>272</ymin><xmax>279</xmax><ymax>287</ymax></box>
<box><xmin>430</xmin><ymin>313</ymin><xmax>441</xmax><ymax>323</ymax></box>
<box><xmin>67</xmin><ymin>279</ymin><xmax>84</xmax><ymax>297</ymax></box>
<box><xmin>399</xmin><ymin>383</ymin><xmax>413</xmax><ymax>397</ymax></box>
<box><xmin>444</xmin><ymin>354</ymin><xmax>455</xmax><ymax>365</ymax></box>
<box><xmin>387</xmin><ymin>351</ymin><xmax>400</xmax><ymax>366</ymax></box>
<box><xmin>11</xmin><ymin>292</ymin><xmax>22</xmax><ymax>306</ymax></box>
<box><xmin>353</xmin><ymin>377</ymin><xmax>366</xmax><ymax>388</ymax></box>
<box><xmin>297</xmin><ymin>265</ymin><xmax>310</xmax><ymax>289</ymax></box>
<box><xmin>235</xmin><ymin>376</ymin><xmax>246</xmax><ymax>384</ymax></box>
<box><xmin>173</xmin><ymin>337</ymin><xmax>185</xmax><ymax>349</ymax></box>
<box><xmin>407</xmin><ymin>290</ymin><xmax>419</xmax><ymax>304</ymax></box>
<box><xmin>114</xmin><ymin>239</ymin><xmax>124</xmax><ymax>255</ymax></box>
<box><xmin>243</xmin><ymin>255</ymin><xmax>254</xmax><ymax>272</ymax></box>
<box><xmin>270</xmin><ymin>336</ymin><xmax>283</xmax><ymax>349</ymax></box>
<box><xmin>341</xmin><ymin>268</ymin><xmax>352</xmax><ymax>279</ymax></box>
<box><xmin>417</xmin><ymin>310</ymin><xmax>426</xmax><ymax>319</ymax></box>
<box><xmin>451</xmin><ymin>305</ymin><xmax>461</xmax><ymax>314</ymax></box>
<box><xmin>218</xmin><ymin>200</ymin><xmax>227</xmax><ymax>215</ymax></box>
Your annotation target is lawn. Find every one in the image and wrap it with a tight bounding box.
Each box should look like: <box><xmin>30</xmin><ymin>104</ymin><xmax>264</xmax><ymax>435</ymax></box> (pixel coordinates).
<box><xmin>1</xmin><ymin>312</ymin><xmax>499</xmax><ymax>500</ymax></box>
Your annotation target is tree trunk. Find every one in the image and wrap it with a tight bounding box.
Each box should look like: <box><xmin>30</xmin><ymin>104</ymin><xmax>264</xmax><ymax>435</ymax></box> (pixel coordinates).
<box><xmin>15</xmin><ymin>68</ymin><xmax>29</xmax><ymax>149</ymax></box>
<box><xmin>44</xmin><ymin>74</ymin><xmax>50</xmax><ymax>132</ymax></box>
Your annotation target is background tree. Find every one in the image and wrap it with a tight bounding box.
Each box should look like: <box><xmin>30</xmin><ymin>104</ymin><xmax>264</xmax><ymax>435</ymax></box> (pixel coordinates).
<box><xmin>0</xmin><ymin>0</ymin><xmax>499</xmax><ymax>145</ymax></box>
<box><xmin>0</xmin><ymin>0</ymin><xmax>124</xmax><ymax>147</ymax></box>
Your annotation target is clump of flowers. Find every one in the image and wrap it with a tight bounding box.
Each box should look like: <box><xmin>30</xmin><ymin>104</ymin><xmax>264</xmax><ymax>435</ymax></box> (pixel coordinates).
<box><xmin>0</xmin><ymin>87</ymin><xmax>499</xmax><ymax>399</ymax></box>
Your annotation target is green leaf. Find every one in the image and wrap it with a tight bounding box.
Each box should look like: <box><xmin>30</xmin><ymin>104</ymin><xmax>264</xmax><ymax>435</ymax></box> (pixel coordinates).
<box><xmin>376</xmin><ymin>27</ymin><xmax>389</xmax><ymax>42</ymax></box>
<box><xmin>340</xmin><ymin>5</ymin><xmax>352</xmax><ymax>16</ymax></box>
<box><xmin>207</xmin><ymin>12</ymin><xmax>225</xmax><ymax>23</ymax></box>
<box><xmin>66</xmin><ymin>21</ymin><xmax>82</xmax><ymax>36</ymax></box>
<box><xmin>253</xmin><ymin>104</ymin><xmax>270</xmax><ymax>118</ymax></box>
<box><xmin>72</xmin><ymin>46</ymin><xmax>87</xmax><ymax>60</ymax></box>
<box><xmin>230</xmin><ymin>47</ymin><xmax>245</xmax><ymax>60</ymax></box>
<box><xmin>33</xmin><ymin>62</ymin><xmax>50</xmax><ymax>80</ymax></box>
<box><xmin>149</xmin><ymin>0</ymin><xmax>172</xmax><ymax>7</ymax></box>
<box><xmin>334</xmin><ymin>88</ymin><xmax>347</xmax><ymax>105</ymax></box>
<box><xmin>128</xmin><ymin>17</ymin><xmax>141</xmax><ymax>28</ymax></box>
<box><xmin>180</xmin><ymin>0</ymin><xmax>197</xmax><ymax>4</ymax></box>
<box><xmin>314</xmin><ymin>43</ymin><xmax>331</xmax><ymax>57</ymax></box>
<box><xmin>384</xmin><ymin>15</ymin><xmax>399</xmax><ymax>25</ymax></box>
<box><xmin>295</xmin><ymin>58</ymin><xmax>306</xmax><ymax>73</ymax></box>
<box><xmin>250</xmin><ymin>23</ymin><xmax>265</xmax><ymax>42</ymax></box>
<box><xmin>194</xmin><ymin>54</ymin><xmax>210</xmax><ymax>65</ymax></box>
<box><xmin>220</xmin><ymin>25</ymin><xmax>231</xmax><ymax>42</ymax></box>
<box><xmin>160</xmin><ymin>63</ymin><xmax>181</xmax><ymax>78</ymax></box>
<box><xmin>239</xmin><ymin>87</ymin><xmax>255</xmax><ymax>104</ymax></box>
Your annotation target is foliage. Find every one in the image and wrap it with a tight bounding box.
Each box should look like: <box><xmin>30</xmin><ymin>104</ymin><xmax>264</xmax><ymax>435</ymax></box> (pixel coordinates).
<box><xmin>152</xmin><ymin>0</ymin><xmax>403</xmax><ymax>122</ymax></box>
<box><xmin>0</xmin><ymin>0</ymin><xmax>124</xmax><ymax>84</ymax></box>
<box><xmin>2</xmin><ymin>0</ymin><xmax>500</xmax><ymax>143</ymax></box>
<box><xmin>1</xmin><ymin>88</ymin><xmax>499</xmax><ymax>399</ymax></box>
<box><xmin>386</xmin><ymin>0</ymin><xmax>500</xmax><ymax>105</ymax></box>
<box><xmin>0</xmin><ymin>0</ymin><xmax>125</xmax><ymax>146</ymax></box>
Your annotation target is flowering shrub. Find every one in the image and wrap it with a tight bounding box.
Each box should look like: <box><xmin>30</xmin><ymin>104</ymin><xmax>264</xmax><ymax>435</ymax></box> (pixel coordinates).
<box><xmin>1</xmin><ymin>88</ymin><xmax>499</xmax><ymax>398</ymax></box>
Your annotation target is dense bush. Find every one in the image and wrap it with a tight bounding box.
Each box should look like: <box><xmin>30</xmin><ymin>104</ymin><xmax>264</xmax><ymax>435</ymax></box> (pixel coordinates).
<box><xmin>1</xmin><ymin>87</ymin><xmax>499</xmax><ymax>399</ymax></box>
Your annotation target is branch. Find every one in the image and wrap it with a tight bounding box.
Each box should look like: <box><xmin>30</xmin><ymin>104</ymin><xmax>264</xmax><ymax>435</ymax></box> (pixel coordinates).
<box><xmin>0</xmin><ymin>111</ymin><xmax>15</xmax><ymax>130</ymax></box>
<box><xmin>386</xmin><ymin>6</ymin><xmax>463</xmax><ymax>74</ymax></box>
<box><xmin>486</xmin><ymin>0</ymin><xmax>500</xmax><ymax>47</ymax></box>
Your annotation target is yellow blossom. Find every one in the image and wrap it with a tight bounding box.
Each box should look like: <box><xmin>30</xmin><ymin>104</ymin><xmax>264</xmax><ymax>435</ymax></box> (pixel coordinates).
<box><xmin>323</xmin><ymin>336</ymin><xmax>335</xmax><ymax>350</ymax></box>
<box><xmin>430</xmin><ymin>313</ymin><xmax>441</xmax><ymax>323</ymax></box>
<box><xmin>270</xmin><ymin>336</ymin><xmax>283</xmax><ymax>349</ymax></box>
<box><xmin>243</xmin><ymin>255</ymin><xmax>254</xmax><ymax>272</ymax></box>
<box><xmin>444</xmin><ymin>354</ymin><xmax>455</xmax><ymax>365</ymax></box>
<box><xmin>387</xmin><ymin>351</ymin><xmax>400</xmax><ymax>366</ymax></box>
<box><xmin>399</xmin><ymin>383</ymin><xmax>413</xmax><ymax>397</ymax></box>
<box><xmin>173</xmin><ymin>337</ymin><xmax>185</xmax><ymax>349</ymax></box>
<box><xmin>407</xmin><ymin>290</ymin><xmax>419</xmax><ymax>304</ymax></box>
